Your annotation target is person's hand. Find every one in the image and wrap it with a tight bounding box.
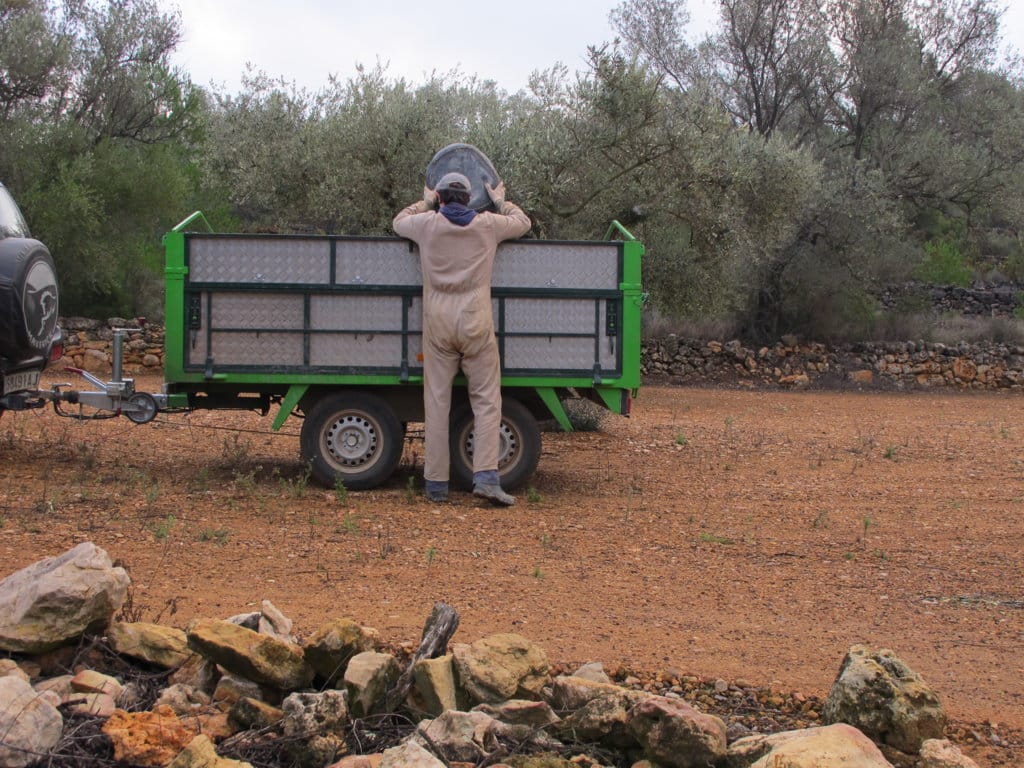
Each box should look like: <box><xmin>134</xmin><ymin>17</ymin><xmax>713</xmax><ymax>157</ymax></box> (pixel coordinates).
<box><xmin>423</xmin><ymin>185</ymin><xmax>438</xmax><ymax>210</ymax></box>
<box><xmin>485</xmin><ymin>181</ymin><xmax>506</xmax><ymax>211</ymax></box>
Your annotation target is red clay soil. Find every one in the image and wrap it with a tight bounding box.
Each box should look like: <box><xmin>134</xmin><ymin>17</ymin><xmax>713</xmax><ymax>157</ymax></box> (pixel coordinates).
<box><xmin>2</xmin><ymin>374</ymin><xmax>1022</xmax><ymax>765</ymax></box>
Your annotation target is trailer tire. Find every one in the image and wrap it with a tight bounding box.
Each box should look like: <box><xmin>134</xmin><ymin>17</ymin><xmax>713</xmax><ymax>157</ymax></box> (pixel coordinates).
<box><xmin>449</xmin><ymin>396</ymin><xmax>541</xmax><ymax>491</ymax></box>
<box><xmin>0</xmin><ymin>239</ymin><xmax>59</xmax><ymax>360</ymax></box>
<box><xmin>301</xmin><ymin>392</ymin><xmax>403</xmax><ymax>490</ymax></box>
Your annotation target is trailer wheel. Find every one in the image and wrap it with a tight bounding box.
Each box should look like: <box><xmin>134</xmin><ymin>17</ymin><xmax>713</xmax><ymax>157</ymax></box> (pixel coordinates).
<box><xmin>300</xmin><ymin>392</ymin><xmax>403</xmax><ymax>490</ymax></box>
<box><xmin>449</xmin><ymin>397</ymin><xmax>541</xmax><ymax>491</ymax></box>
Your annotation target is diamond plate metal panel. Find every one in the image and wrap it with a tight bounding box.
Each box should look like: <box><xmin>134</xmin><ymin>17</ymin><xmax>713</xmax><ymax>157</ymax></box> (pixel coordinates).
<box><xmin>503</xmin><ymin>337</ymin><xmax>597</xmax><ymax>371</ymax></box>
<box><xmin>310</xmin><ymin>295</ymin><xmax>405</xmax><ymax>330</ymax></box>
<box><xmin>210</xmin><ymin>294</ymin><xmax>304</xmax><ymax>329</ymax></box>
<box><xmin>504</xmin><ymin>298</ymin><xmax>597</xmax><ymax>334</ymax></box>
<box><xmin>210</xmin><ymin>332</ymin><xmax>304</xmax><ymax>366</ymax></box>
<box><xmin>190</xmin><ymin>238</ymin><xmax>330</xmax><ymax>284</ymax></box>
<box><xmin>310</xmin><ymin>334</ymin><xmax>403</xmax><ymax>367</ymax></box>
<box><xmin>493</xmin><ymin>242</ymin><xmax>619</xmax><ymax>290</ymax></box>
<box><xmin>335</xmin><ymin>240</ymin><xmax>422</xmax><ymax>285</ymax></box>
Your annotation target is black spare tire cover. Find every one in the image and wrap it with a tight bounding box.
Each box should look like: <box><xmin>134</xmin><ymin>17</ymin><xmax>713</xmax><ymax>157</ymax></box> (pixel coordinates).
<box><xmin>0</xmin><ymin>238</ymin><xmax>60</xmax><ymax>360</ymax></box>
<box><xmin>425</xmin><ymin>143</ymin><xmax>501</xmax><ymax>212</ymax></box>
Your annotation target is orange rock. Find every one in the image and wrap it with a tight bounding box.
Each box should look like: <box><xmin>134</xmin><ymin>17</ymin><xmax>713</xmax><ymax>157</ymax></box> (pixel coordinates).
<box><xmin>102</xmin><ymin>705</ymin><xmax>198</xmax><ymax>767</ymax></box>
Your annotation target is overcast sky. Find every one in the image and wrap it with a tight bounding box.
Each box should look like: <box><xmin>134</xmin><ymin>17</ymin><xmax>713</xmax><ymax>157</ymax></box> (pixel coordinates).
<box><xmin>165</xmin><ymin>1</ymin><xmax>1023</xmax><ymax>96</ymax></box>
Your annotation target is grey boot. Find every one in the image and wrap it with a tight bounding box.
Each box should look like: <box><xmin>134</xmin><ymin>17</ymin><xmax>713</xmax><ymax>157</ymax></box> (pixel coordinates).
<box><xmin>473</xmin><ymin>483</ymin><xmax>515</xmax><ymax>506</ymax></box>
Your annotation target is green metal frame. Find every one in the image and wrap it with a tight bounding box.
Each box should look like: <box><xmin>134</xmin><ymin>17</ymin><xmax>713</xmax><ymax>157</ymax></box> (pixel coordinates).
<box><xmin>162</xmin><ymin>216</ymin><xmax>644</xmax><ymax>430</ymax></box>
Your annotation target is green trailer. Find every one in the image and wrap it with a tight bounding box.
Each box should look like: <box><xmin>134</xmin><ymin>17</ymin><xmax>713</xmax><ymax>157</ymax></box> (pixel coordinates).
<box><xmin>51</xmin><ymin>214</ymin><xmax>644</xmax><ymax>491</ymax></box>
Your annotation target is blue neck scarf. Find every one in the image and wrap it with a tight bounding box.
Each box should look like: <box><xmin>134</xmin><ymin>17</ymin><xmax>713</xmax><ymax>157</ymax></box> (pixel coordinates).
<box><xmin>440</xmin><ymin>202</ymin><xmax>477</xmax><ymax>226</ymax></box>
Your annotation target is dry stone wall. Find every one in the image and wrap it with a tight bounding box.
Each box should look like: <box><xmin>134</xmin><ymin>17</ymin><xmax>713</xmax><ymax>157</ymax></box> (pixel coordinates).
<box><xmin>60</xmin><ymin>317</ymin><xmax>165</xmax><ymax>373</ymax></box>
<box><xmin>60</xmin><ymin>318</ymin><xmax>1024</xmax><ymax>391</ymax></box>
<box><xmin>643</xmin><ymin>335</ymin><xmax>1024</xmax><ymax>390</ymax></box>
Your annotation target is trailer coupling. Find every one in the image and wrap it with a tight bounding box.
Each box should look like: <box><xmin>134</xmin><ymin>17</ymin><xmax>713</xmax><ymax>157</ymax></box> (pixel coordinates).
<box><xmin>36</xmin><ymin>326</ymin><xmax>171</xmax><ymax>424</ymax></box>
<box><xmin>40</xmin><ymin>369</ymin><xmax>167</xmax><ymax>423</ymax></box>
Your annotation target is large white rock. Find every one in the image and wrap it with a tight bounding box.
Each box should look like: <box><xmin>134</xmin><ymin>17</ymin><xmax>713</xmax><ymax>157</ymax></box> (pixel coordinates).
<box><xmin>823</xmin><ymin>645</ymin><xmax>947</xmax><ymax>753</ymax></box>
<box><xmin>0</xmin><ymin>542</ymin><xmax>130</xmax><ymax>653</ymax></box>
<box><xmin>0</xmin><ymin>676</ymin><xmax>63</xmax><ymax>768</ymax></box>
<box><xmin>729</xmin><ymin>723</ymin><xmax>894</xmax><ymax>768</ymax></box>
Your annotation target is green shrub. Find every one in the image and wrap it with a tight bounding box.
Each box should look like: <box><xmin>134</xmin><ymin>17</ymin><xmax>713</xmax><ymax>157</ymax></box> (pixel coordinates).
<box><xmin>915</xmin><ymin>238</ymin><xmax>973</xmax><ymax>286</ymax></box>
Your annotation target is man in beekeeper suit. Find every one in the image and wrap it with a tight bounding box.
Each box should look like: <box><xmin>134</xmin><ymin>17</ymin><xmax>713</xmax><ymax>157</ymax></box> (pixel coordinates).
<box><xmin>393</xmin><ymin>172</ymin><xmax>531</xmax><ymax>505</ymax></box>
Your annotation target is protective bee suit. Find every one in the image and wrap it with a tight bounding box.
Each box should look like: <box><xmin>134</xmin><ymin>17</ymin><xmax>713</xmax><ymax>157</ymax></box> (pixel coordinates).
<box><xmin>393</xmin><ymin>173</ymin><xmax>531</xmax><ymax>504</ymax></box>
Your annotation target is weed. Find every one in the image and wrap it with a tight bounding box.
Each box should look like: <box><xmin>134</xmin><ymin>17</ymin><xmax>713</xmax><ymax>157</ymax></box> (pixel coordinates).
<box><xmin>540</xmin><ymin>533</ymin><xmax>554</xmax><ymax>549</ymax></box>
<box><xmin>844</xmin><ymin>551</ymin><xmax>856</xmax><ymax>561</ymax></box>
<box><xmin>426</xmin><ymin>546</ymin><xmax>437</xmax><ymax>565</ymax></box>
<box><xmin>405</xmin><ymin>476</ymin><xmax>416</xmax><ymax>503</ymax></box>
<box><xmin>675</xmin><ymin>433</ymin><xmax>688</xmax><ymax>446</ymax></box>
<box><xmin>1001</xmin><ymin>427</ymin><xmax>1010</xmax><ymax>439</ymax></box>
<box><xmin>221</xmin><ymin>433</ymin><xmax>252</xmax><ymax>464</ymax></box>
<box><xmin>863</xmin><ymin>516</ymin><xmax>873</xmax><ymax>536</ymax></box>
<box><xmin>699</xmin><ymin>532</ymin><xmax>734</xmax><ymax>545</ymax></box>
<box><xmin>883</xmin><ymin>445</ymin><xmax>898</xmax><ymax>460</ymax></box>
<box><xmin>532</xmin><ymin>566</ymin><xmax>544</xmax><ymax>579</ymax></box>
<box><xmin>526</xmin><ymin>487</ymin><xmax>541</xmax><ymax>504</ymax></box>
<box><xmin>338</xmin><ymin>512</ymin><xmax>361</xmax><ymax>534</ymax></box>
<box><xmin>334</xmin><ymin>476</ymin><xmax>348</xmax><ymax>504</ymax></box>
<box><xmin>77</xmin><ymin>441</ymin><xmax>98</xmax><ymax>470</ymax></box>
<box><xmin>280</xmin><ymin>464</ymin><xmax>312</xmax><ymax>499</ymax></box>
<box><xmin>812</xmin><ymin>510</ymin><xmax>831</xmax><ymax>529</ymax></box>
<box><xmin>233</xmin><ymin>466</ymin><xmax>260</xmax><ymax>493</ymax></box>
<box><xmin>193</xmin><ymin>468</ymin><xmax>211</xmax><ymax>493</ymax></box>
<box><xmin>152</xmin><ymin>514</ymin><xmax>176</xmax><ymax>541</ymax></box>
<box><xmin>377</xmin><ymin>525</ymin><xmax>393</xmax><ymax>559</ymax></box>
<box><xmin>872</xmin><ymin>549</ymin><xmax>889</xmax><ymax>561</ymax></box>
<box><xmin>198</xmin><ymin>528</ymin><xmax>230</xmax><ymax>545</ymax></box>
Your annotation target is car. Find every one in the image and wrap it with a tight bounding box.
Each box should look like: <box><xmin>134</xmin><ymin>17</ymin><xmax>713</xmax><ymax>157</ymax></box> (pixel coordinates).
<box><xmin>0</xmin><ymin>181</ymin><xmax>62</xmax><ymax>414</ymax></box>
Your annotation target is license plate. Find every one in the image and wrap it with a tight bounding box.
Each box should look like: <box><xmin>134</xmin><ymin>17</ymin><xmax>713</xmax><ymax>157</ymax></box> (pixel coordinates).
<box><xmin>3</xmin><ymin>370</ymin><xmax>40</xmax><ymax>395</ymax></box>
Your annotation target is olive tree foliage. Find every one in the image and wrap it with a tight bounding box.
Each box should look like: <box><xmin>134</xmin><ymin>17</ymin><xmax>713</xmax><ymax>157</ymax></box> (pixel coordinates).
<box><xmin>0</xmin><ymin>0</ymin><xmax>201</xmax><ymax>317</ymax></box>
<box><xmin>611</xmin><ymin>0</ymin><xmax>1024</xmax><ymax>340</ymax></box>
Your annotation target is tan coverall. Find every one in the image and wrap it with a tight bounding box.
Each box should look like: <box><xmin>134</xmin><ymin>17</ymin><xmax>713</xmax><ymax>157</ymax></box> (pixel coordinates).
<box><xmin>393</xmin><ymin>200</ymin><xmax>531</xmax><ymax>484</ymax></box>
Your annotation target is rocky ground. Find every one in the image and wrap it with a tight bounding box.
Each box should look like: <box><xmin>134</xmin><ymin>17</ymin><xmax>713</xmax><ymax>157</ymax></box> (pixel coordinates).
<box><xmin>1</xmin><ymin>374</ymin><xmax>1022</xmax><ymax>765</ymax></box>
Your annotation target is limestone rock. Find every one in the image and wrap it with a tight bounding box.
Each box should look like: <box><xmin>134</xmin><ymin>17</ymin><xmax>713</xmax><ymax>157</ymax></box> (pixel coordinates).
<box><xmin>728</xmin><ymin>723</ymin><xmax>894</xmax><ymax>767</ymax></box>
<box><xmin>572</xmin><ymin>662</ymin><xmax>612</xmax><ymax>684</ymax></box>
<box><xmin>0</xmin><ymin>659</ymin><xmax>29</xmax><ymax>682</ymax></box>
<box><xmin>823</xmin><ymin>645</ymin><xmax>946</xmax><ymax>752</ymax></box>
<box><xmin>102</xmin><ymin>705</ymin><xmax>197</xmax><ymax>767</ymax></box>
<box><xmin>411</xmin><ymin>654</ymin><xmax>464</xmax><ymax>716</ymax></box>
<box><xmin>304</xmin><ymin>618</ymin><xmax>379</xmax><ymax>685</ymax></box>
<box><xmin>379</xmin><ymin>739</ymin><xmax>446</xmax><ymax>768</ymax></box>
<box><xmin>169</xmin><ymin>654</ymin><xmax>218</xmax><ymax>692</ymax></box>
<box><xmin>919</xmin><ymin>739</ymin><xmax>981</xmax><ymax>768</ymax></box>
<box><xmin>473</xmin><ymin>699</ymin><xmax>562</xmax><ymax>749</ymax></box>
<box><xmin>187</xmin><ymin>618</ymin><xmax>313</xmax><ymax>690</ymax></box>
<box><xmin>281</xmin><ymin>689</ymin><xmax>349</xmax><ymax>768</ymax></box>
<box><xmin>228</xmin><ymin>697</ymin><xmax>285</xmax><ymax>731</ymax></box>
<box><xmin>452</xmin><ymin>633</ymin><xmax>549</xmax><ymax>704</ymax></box>
<box><xmin>71</xmin><ymin>669</ymin><xmax>123</xmax><ymax>698</ymax></box>
<box><xmin>213</xmin><ymin>673</ymin><xmax>265</xmax><ymax>707</ymax></box>
<box><xmin>549</xmin><ymin>675</ymin><xmax>632</xmax><ymax>711</ymax></box>
<box><xmin>64</xmin><ymin>691</ymin><xmax>117</xmax><ymax>717</ymax></box>
<box><xmin>344</xmin><ymin>651</ymin><xmax>399</xmax><ymax>718</ymax></box>
<box><xmin>0</xmin><ymin>676</ymin><xmax>63</xmax><ymax>768</ymax></box>
<box><xmin>0</xmin><ymin>542</ymin><xmax>130</xmax><ymax>653</ymax></box>
<box><xmin>166</xmin><ymin>734</ymin><xmax>252</xmax><ymax>768</ymax></box>
<box><xmin>257</xmin><ymin>599</ymin><xmax>295</xmax><ymax>642</ymax></box>
<box><xmin>156</xmin><ymin>683</ymin><xmax>212</xmax><ymax>715</ymax></box>
<box><xmin>627</xmin><ymin>696</ymin><xmax>727</xmax><ymax>768</ymax></box>
<box><xmin>553</xmin><ymin>681</ymin><xmax>650</xmax><ymax>748</ymax></box>
<box><xmin>414</xmin><ymin>710</ymin><xmax>500</xmax><ymax>763</ymax></box>
<box><xmin>107</xmin><ymin>621</ymin><xmax>193</xmax><ymax>668</ymax></box>
<box><xmin>330</xmin><ymin>756</ymin><xmax>383</xmax><ymax>768</ymax></box>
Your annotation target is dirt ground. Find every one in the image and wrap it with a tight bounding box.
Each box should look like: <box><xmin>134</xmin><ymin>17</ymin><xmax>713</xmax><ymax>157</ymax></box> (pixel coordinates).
<box><xmin>2</xmin><ymin>374</ymin><xmax>1023</xmax><ymax>765</ymax></box>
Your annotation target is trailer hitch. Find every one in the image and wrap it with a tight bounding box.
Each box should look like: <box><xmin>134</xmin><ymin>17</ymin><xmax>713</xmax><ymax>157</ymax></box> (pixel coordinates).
<box><xmin>39</xmin><ymin>326</ymin><xmax>168</xmax><ymax>424</ymax></box>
